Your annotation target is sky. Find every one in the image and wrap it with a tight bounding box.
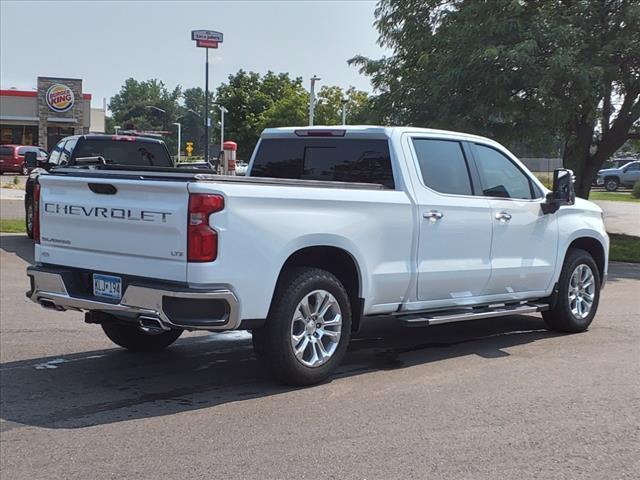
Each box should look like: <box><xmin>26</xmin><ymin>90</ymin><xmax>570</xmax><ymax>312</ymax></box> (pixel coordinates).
<box><xmin>0</xmin><ymin>0</ymin><xmax>388</xmax><ymax>109</ymax></box>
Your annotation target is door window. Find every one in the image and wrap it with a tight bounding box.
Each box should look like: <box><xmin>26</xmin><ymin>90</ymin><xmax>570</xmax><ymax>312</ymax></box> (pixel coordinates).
<box><xmin>474</xmin><ymin>144</ymin><xmax>535</xmax><ymax>199</ymax></box>
<box><xmin>625</xmin><ymin>162</ymin><xmax>639</xmax><ymax>172</ymax></box>
<box><xmin>411</xmin><ymin>139</ymin><xmax>473</xmax><ymax>195</ymax></box>
<box><xmin>48</xmin><ymin>140</ymin><xmax>66</xmax><ymax>165</ymax></box>
<box><xmin>59</xmin><ymin>138</ymin><xmax>77</xmax><ymax>165</ymax></box>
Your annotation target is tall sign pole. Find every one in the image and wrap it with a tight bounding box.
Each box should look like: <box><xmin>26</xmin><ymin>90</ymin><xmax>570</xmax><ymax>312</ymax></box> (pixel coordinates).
<box><xmin>205</xmin><ymin>47</ymin><xmax>209</xmax><ymax>163</ymax></box>
<box><xmin>192</xmin><ymin>29</ymin><xmax>224</xmax><ymax>163</ymax></box>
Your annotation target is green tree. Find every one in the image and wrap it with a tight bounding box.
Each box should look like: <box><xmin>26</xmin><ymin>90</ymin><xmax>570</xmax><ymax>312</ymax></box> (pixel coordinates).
<box><xmin>181</xmin><ymin>86</ymin><xmax>215</xmax><ymax>156</ymax></box>
<box><xmin>352</xmin><ymin>0</ymin><xmax>640</xmax><ymax>198</ymax></box>
<box><xmin>215</xmin><ymin>70</ymin><xmax>309</xmax><ymax>158</ymax></box>
<box><xmin>315</xmin><ymin>86</ymin><xmax>379</xmax><ymax>125</ymax></box>
<box><xmin>109</xmin><ymin>78</ymin><xmax>182</xmax><ymax>155</ymax></box>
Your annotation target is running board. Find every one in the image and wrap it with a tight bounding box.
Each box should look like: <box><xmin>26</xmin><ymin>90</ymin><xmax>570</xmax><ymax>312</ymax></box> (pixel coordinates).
<box><xmin>398</xmin><ymin>303</ymin><xmax>548</xmax><ymax>328</ymax></box>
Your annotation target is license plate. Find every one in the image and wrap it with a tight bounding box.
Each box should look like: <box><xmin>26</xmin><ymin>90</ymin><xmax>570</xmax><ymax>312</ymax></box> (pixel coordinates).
<box><xmin>93</xmin><ymin>274</ymin><xmax>122</xmax><ymax>300</ymax></box>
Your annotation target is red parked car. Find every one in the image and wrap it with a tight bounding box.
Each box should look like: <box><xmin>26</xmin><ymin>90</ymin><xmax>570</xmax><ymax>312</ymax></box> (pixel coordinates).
<box><xmin>0</xmin><ymin>145</ymin><xmax>48</xmax><ymax>175</ymax></box>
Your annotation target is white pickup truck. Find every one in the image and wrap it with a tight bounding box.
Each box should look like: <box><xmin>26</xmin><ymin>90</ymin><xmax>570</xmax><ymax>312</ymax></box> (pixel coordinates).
<box><xmin>27</xmin><ymin>126</ymin><xmax>609</xmax><ymax>385</ymax></box>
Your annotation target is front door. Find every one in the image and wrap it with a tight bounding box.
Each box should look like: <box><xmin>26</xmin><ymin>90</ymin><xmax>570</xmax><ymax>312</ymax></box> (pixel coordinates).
<box><xmin>409</xmin><ymin>137</ymin><xmax>493</xmax><ymax>303</ymax></box>
<box><xmin>471</xmin><ymin>143</ymin><xmax>558</xmax><ymax>295</ymax></box>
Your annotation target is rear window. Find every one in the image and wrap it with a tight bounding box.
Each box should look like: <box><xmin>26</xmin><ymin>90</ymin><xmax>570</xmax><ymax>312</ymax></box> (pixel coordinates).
<box><xmin>0</xmin><ymin>146</ymin><xmax>15</xmax><ymax>156</ymax></box>
<box><xmin>18</xmin><ymin>146</ymin><xmax>35</xmax><ymax>155</ymax></box>
<box><xmin>71</xmin><ymin>139</ymin><xmax>173</xmax><ymax>167</ymax></box>
<box><xmin>250</xmin><ymin>138</ymin><xmax>395</xmax><ymax>188</ymax></box>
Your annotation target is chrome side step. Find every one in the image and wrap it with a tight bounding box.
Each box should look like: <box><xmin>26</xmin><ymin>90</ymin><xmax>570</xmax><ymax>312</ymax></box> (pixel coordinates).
<box><xmin>398</xmin><ymin>303</ymin><xmax>549</xmax><ymax>328</ymax></box>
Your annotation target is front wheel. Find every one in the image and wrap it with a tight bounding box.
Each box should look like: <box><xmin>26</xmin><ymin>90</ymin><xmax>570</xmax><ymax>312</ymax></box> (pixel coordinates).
<box><xmin>543</xmin><ymin>249</ymin><xmax>600</xmax><ymax>333</ymax></box>
<box><xmin>604</xmin><ymin>177</ymin><xmax>619</xmax><ymax>192</ymax></box>
<box><xmin>255</xmin><ymin>267</ymin><xmax>352</xmax><ymax>386</ymax></box>
<box><xmin>102</xmin><ymin>322</ymin><xmax>183</xmax><ymax>351</ymax></box>
<box><xmin>21</xmin><ymin>164</ymin><xmax>29</xmax><ymax>176</ymax></box>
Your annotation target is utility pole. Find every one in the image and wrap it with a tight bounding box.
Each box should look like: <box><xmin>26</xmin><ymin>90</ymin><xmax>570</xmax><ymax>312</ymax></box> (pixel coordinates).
<box><xmin>309</xmin><ymin>75</ymin><xmax>321</xmax><ymax>126</ymax></box>
<box><xmin>214</xmin><ymin>104</ymin><xmax>228</xmax><ymax>154</ymax></box>
<box><xmin>341</xmin><ymin>97</ymin><xmax>348</xmax><ymax>125</ymax></box>
<box><xmin>172</xmin><ymin>122</ymin><xmax>181</xmax><ymax>163</ymax></box>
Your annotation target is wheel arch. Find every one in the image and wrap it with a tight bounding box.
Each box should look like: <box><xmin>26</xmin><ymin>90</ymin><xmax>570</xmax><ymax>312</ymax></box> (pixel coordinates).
<box><xmin>565</xmin><ymin>236</ymin><xmax>606</xmax><ymax>282</ymax></box>
<box><xmin>274</xmin><ymin>246</ymin><xmax>364</xmax><ymax>332</ymax></box>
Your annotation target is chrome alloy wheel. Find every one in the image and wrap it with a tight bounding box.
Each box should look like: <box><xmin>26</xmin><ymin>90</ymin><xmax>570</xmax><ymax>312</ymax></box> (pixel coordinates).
<box><xmin>290</xmin><ymin>289</ymin><xmax>342</xmax><ymax>367</ymax></box>
<box><xmin>569</xmin><ymin>264</ymin><xmax>595</xmax><ymax>319</ymax></box>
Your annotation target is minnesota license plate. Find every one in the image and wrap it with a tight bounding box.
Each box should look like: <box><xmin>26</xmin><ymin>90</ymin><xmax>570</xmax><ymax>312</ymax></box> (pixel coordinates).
<box><xmin>93</xmin><ymin>274</ymin><xmax>122</xmax><ymax>300</ymax></box>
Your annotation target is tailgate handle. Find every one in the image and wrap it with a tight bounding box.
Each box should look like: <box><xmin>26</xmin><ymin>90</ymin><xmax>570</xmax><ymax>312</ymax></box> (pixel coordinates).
<box><xmin>88</xmin><ymin>183</ymin><xmax>117</xmax><ymax>195</ymax></box>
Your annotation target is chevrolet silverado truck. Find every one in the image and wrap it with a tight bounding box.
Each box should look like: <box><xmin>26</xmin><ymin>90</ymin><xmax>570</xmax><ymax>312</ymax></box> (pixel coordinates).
<box><xmin>26</xmin><ymin>126</ymin><xmax>609</xmax><ymax>385</ymax></box>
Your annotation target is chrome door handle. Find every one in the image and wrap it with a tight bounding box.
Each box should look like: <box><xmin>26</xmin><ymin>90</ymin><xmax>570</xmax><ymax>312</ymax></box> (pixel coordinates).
<box><xmin>495</xmin><ymin>211</ymin><xmax>512</xmax><ymax>222</ymax></box>
<box><xmin>423</xmin><ymin>210</ymin><xmax>444</xmax><ymax>221</ymax></box>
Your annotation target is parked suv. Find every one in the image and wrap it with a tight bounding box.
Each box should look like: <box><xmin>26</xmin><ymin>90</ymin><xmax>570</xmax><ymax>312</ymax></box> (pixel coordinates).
<box><xmin>0</xmin><ymin>145</ymin><xmax>48</xmax><ymax>175</ymax></box>
<box><xmin>596</xmin><ymin>160</ymin><xmax>640</xmax><ymax>191</ymax></box>
<box><xmin>24</xmin><ymin>134</ymin><xmax>173</xmax><ymax>238</ymax></box>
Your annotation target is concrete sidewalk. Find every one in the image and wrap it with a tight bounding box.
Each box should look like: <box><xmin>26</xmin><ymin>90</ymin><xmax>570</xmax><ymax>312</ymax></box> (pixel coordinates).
<box><xmin>0</xmin><ymin>188</ymin><xmax>25</xmax><ymax>201</ymax></box>
<box><xmin>594</xmin><ymin>200</ymin><xmax>640</xmax><ymax>236</ymax></box>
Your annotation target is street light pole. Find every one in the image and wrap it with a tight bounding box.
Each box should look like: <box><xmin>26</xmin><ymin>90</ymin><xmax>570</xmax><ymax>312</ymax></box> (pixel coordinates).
<box><xmin>309</xmin><ymin>75</ymin><xmax>321</xmax><ymax>126</ymax></box>
<box><xmin>213</xmin><ymin>104</ymin><xmax>228</xmax><ymax>153</ymax></box>
<box><xmin>172</xmin><ymin>122</ymin><xmax>181</xmax><ymax>163</ymax></box>
<box><xmin>341</xmin><ymin>97</ymin><xmax>348</xmax><ymax>125</ymax></box>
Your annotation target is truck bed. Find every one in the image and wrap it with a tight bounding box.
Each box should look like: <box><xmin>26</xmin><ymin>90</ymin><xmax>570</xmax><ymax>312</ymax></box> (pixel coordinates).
<box><xmin>49</xmin><ymin>165</ymin><xmax>387</xmax><ymax>190</ymax></box>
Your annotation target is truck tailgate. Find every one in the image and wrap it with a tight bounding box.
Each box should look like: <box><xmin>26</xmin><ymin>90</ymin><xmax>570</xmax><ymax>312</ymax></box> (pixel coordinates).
<box><xmin>37</xmin><ymin>175</ymin><xmax>189</xmax><ymax>282</ymax></box>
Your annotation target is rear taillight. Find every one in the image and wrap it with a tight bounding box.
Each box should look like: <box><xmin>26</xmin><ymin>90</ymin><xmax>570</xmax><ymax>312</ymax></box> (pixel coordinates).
<box><xmin>187</xmin><ymin>193</ymin><xmax>224</xmax><ymax>262</ymax></box>
<box><xmin>34</xmin><ymin>182</ymin><xmax>41</xmax><ymax>244</ymax></box>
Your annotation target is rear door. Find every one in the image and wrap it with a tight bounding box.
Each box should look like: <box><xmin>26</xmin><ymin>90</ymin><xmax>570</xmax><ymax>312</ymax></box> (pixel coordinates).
<box><xmin>470</xmin><ymin>143</ymin><xmax>558</xmax><ymax>295</ymax></box>
<box><xmin>407</xmin><ymin>136</ymin><xmax>493</xmax><ymax>303</ymax></box>
<box><xmin>38</xmin><ymin>174</ymin><xmax>190</xmax><ymax>282</ymax></box>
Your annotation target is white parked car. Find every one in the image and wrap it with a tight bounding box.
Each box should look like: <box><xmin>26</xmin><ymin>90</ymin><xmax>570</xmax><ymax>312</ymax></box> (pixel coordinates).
<box><xmin>235</xmin><ymin>161</ymin><xmax>248</xmax><ymax>175</ymax></box>
<box><xmin>27</xmin><ymin>126</ymin><xmax>608</xmax><ymax>385</ymax></box>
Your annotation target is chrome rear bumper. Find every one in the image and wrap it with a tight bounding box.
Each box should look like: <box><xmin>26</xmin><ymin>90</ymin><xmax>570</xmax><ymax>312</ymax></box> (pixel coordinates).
<box><xmin>26</xmin><ymin>266</ymin><xmax>240</xmax><ymax>331</ymax></box>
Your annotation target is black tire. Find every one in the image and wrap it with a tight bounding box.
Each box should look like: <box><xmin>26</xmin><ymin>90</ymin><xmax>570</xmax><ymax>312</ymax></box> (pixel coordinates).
<box><xmin>102</xmin><ymin>321</ymin><xmax>183</xmax><ymax>351</ymax></box>
<box><xmin>21</xmin><ymin>164</ymin><xmax>29</xmax><ymax>176</ymax></box>
<box><xmin>258</xmin><ymin>267</ymin><xmax>352</xmax><ymax>386</ymax></box>
<box><xmin>604</xmin><ymin>177</ymin><xmax>619</xmax><ymax>192</ymax></box>
<box><xmin>543</xmin><ymin>248</ymin><xmax>600</xmax><ymax>333</ymax></box>
<box><xmin>25</xmin><ymin>199</ymin><xmax>34</xmax><ymax>239</ymax></box>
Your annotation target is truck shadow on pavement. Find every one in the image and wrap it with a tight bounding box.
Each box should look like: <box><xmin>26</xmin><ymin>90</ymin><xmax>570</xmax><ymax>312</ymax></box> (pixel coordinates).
<box><xmin>0</xmin><ymin>315</ymin><xmax>564</xmax><ymax>431</ymax></box>
<box><xmin>0</xmin><ymin>233</ymin><xmax>33</xmax><ymax>264</ymax></box>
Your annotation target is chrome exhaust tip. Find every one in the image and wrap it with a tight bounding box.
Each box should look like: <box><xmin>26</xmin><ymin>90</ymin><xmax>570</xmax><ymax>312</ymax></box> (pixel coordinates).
<box><xmin>39</xmin><ymin>299</ymin><xmax>65</xmax><ymax>311</ymax></box>
<box><xmin>138</xmin><ymin>316</ymin><xmax>170</xmax><ymax>334</ymax></box>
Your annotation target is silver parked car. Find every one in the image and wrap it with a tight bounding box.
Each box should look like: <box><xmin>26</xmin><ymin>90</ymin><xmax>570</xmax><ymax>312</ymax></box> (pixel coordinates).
<box><xmin>596</xmin><ymin>161</ymin><xmax>640</xmax><ymax>191</ymax></box>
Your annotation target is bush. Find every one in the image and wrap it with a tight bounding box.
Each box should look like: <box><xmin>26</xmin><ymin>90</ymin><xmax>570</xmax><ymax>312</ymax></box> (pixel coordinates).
<box><xmin>632</xmin><ymin>181</ymin><xmax>640</xmax><ymax>199</ymax></box>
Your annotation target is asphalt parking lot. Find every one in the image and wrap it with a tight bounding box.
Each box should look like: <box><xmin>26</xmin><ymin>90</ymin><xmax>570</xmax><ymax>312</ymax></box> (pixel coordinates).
<box><xmin>1</xmin><ymin>233</ymin><xmax>639</xmax><ymax>479</ymax></box>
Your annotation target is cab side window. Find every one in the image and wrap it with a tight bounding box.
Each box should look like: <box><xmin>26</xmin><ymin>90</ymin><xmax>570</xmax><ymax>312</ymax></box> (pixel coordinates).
<box><xmin>473</xmin><ymin>144</ymin><xmax>535</xmax><ymax>199</ymax></box>
<box><xmin>411</xmin><ymin>138</ymin><xmax>474</xmax><ymax>195</ymax></box>
<box><xmin>47</xmin><ymin>140</ymin><xmax>66</xmax><ymax>165</ymax></box>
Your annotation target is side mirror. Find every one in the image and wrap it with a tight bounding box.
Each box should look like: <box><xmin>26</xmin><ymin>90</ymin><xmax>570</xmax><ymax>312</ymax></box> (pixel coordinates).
<box><xmin>542</xmin><ymin>168</ymin><xmax>576</xmax><ymax>214</ymax></box>
<box><xmin>24</xmin><ymin>151</ymin><xmax>38</xmax><ymax>169</ymax></box>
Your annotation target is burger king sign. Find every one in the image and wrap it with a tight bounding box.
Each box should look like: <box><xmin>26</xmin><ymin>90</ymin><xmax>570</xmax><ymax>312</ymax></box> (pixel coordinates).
<box><xmin>46</xmin><ymin>84</ymin><xmax>75</xmax><ymax>113</ymax></box>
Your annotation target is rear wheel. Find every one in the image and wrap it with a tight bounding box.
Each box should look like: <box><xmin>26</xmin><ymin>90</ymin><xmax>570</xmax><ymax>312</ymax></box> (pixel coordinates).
<box><xmin>102</xmin><ymin>322</ymin><xmax>183</xmax><ymax>351</ymax></box>
<box><xmin>604</xmin><ymin>177</ymin><xmax>619</xmax><ymax>192</ymax></box>
<box><xmin>255</xmin><ymin>267</ymin><xmax>352</xmax><ymax>386</ymax></box>
<box><xmin>543</xmin><ymin>249</ymin><xmax>600</xmax><ymax>333</ymax></box>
